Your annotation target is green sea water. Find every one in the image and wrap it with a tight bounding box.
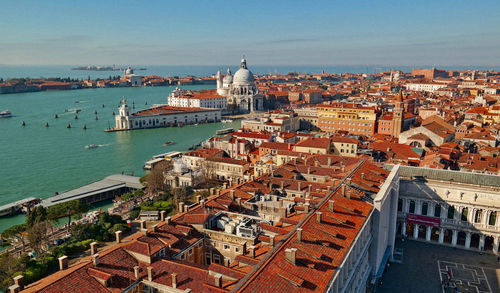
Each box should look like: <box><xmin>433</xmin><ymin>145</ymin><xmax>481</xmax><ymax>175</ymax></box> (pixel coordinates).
<box><xmin>0</xmin><ymin>85</ymin><xmax>240</xmax><ymax>232</ymax></box>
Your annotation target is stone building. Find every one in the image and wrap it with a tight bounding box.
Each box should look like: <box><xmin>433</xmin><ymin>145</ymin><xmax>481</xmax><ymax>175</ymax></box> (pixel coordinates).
<box><xmin>216</xmin><ymin>58</ymin><xmax>264</xmax><ymax>113</ymax></box>
<box><xmin>394</xmin><ymin>166</ymin><xmax>500</xmax><ymax>254</ymax></box>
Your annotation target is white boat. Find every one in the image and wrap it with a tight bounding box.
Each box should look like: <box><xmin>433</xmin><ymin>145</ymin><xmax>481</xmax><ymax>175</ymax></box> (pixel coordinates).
<box><xmin>0</xmin><ymin>110</ymin><xmax>12</xmax><ymax>118</ymax></box>
<box><xmin>216</xmin><ymin>128</ymin><xmax>234</xmax><ymax>135</ymax></box>
<box><xmin>85</xmin><ymin>144</ymin><xmax>99</xmax><ymax>149</ymax></box>
<box><xmin>221</xmin><ymin>119</ymin><xmax>233</xmax><ymax>123</ymax></box>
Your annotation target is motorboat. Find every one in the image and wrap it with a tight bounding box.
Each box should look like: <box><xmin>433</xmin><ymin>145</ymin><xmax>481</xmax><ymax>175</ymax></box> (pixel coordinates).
<box><xmin>0</xmin><ymin>110</ymin><xmax>12</xmax><ymax>118</ymax></box>
<box><xmin>163</xmin><ymin>141</ymin><xmax>174</xmax><ymax>146</ymax></box>
<box><xmin>85</xmin><ymin>144</ymin><xmax>99</xmax><ymax>149</ymax></box>
<box><xmin>221</xmin><ymin>119</ymin><xmax>233</xmax><ymax>123</ymax></box>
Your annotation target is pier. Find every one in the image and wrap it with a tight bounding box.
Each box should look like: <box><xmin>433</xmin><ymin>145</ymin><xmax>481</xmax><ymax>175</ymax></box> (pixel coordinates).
<box><xmin>41</xmin><ymin>174</ymin><xmax>143</xmax><ymax>208</ymax></box>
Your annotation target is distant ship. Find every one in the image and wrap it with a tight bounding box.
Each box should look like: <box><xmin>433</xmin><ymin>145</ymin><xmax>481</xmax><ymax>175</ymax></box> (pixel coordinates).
<box><xmin>0</xmin><ymin>110</ymin><xmax>12</xmax><ymax>118</ymax></box>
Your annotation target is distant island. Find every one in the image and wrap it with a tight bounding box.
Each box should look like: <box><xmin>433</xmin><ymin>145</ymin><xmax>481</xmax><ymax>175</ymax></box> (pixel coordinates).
<box><xmin>72</xmin><ymin>65</ymin><xmax>147</xmax><ymax>71</ymax></box>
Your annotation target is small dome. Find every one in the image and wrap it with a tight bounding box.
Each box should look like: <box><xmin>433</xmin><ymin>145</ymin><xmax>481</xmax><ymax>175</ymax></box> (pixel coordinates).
<box><xmin>125</xmin><ymin>67</ymin><xmax>134</xmax><ymax>75</ymax></box>
<box><xmin>233</xmin><ymin>68</ymin><xmax>254</xmax><ymax>85</ymax></box>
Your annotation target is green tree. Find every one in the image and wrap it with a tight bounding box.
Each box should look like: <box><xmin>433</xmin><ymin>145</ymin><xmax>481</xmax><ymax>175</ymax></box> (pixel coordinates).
<box><xmin>47</xmin><ymin>200</ymin><xmax>89</xmax><ymax>232</ymax></box>
<box><xmin>26</xmin><ymin>206</ymin><xmax>47</xmax><ymax>227</ymax></box>
<box><xmin>27</xmin><ymin>221</ymin><xmax>49</xmax><ymax>256</ymax></box>
<box><xmin>144</xmin><ymin>160</ymin><xmax>172</xmax><ymax>195</ymax></box>
<box><xmin>0</xmin><ymin>253</ymin><xmax>25</xmax><ymax>290</ymax></box>
<box><xmin>3</xmin><ymin>224</ymin><xmax>27</xmax><ymax>252</ymax></box>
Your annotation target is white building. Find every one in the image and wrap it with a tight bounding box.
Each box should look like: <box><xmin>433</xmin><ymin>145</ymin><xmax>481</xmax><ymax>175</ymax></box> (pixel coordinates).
<box><xmin>394</xmin><ymin>166</ymin><xmax>500</xmax><ymax>254</ymax></box>
<box><xmin>124</xmin><ymin>67</ymin><xmax>142</xmax><ymax>86</ymax></box>
<box><xmin>405</xmin><ymin>82</ymin><xmax>448</xmax><ymax>93</ymax></box>
<box><xmin>167</xmin><ymin>88</ymin><xmax>227</xmax><ymax>109</ymax></box>
<box><xmin>216</xmin><ymin>58</ymin><xmax>264</xmax><ymax>113</ymax></box>
<box><xmin>114</xmin><ymin>100</ymin><xmax>221</xmax><ymax>130</ymax></box>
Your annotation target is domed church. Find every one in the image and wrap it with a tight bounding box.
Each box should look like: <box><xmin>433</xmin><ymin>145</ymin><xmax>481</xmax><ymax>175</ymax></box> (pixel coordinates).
<box><xmin>216</xmin><ymin>57</ymin><xmax>264</xmax><ymax>113</ymax></box>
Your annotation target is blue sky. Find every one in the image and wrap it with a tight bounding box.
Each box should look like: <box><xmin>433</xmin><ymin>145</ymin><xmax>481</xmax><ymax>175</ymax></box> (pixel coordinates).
<box><xmin>0</xmin><ymin>0</ymin><xmax>499</xmax><ymax>66</ymax></box>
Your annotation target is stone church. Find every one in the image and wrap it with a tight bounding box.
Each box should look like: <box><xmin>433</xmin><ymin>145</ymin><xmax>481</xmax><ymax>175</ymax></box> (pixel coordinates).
<box><xmin>216</xmin><ymin>58</ymin><xmax>264</xmax><ymax>113</ymax></box>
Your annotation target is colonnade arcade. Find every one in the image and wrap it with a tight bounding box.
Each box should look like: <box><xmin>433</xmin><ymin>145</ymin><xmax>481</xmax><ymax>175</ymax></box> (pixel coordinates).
<box><xmin>397</xmin><ymin>197</ymin><xmax>499</xmax><ymax>254</ymax></box>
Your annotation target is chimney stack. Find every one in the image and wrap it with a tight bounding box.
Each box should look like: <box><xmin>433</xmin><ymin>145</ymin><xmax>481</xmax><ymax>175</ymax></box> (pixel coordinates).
<box><xmin>90</xmin><ymin>241</ymin><xmax>98</xmax><ymax>255</ymax></box>
<box><xmin>178</xmin><ymin>202</ymin><xmax>185</xmax><ymax>213</ymax></box>
<box><xmin>297</xmin><ymin>182</ymin><xmax>301</xmax><ymax>191</ymax></box>
<box><xmin>171</xmin><ymin>273</ymin><xmax>178</xmax><ymax>288</ymax></box>
<box><xmin>297</xmin><ymin>228</ymin><xmax>303</xmax><ymax>242</ymax></box>
<box><xmin>152</xmin><ymin>224</ymin><xmax>158</xmax><ymax>233</ymax></box>
<box><xmin>147</xmin><ymin>266</ymin><xmax>153</xmax><ymax>281</ymax></box>
<box><xmin>341</xmin><ymin>184</ymin><xmax>346</xmax><ymax>196</ymax></box>
<box><xmin>304</xmin><ymin>203</ymin><xmax>310</xmax><ymax>213</ymax></box>
<box><xmin>58</xmin><ymin>255</ymin><xmax>68</xmax><ymax>271</ymax></box>
<box><xmin>269</xmin><ymin>235</ymin><xmax>275</xmax><ymax>247</ymax></box>
<box><xmin>140</xmin><ymin>220</ymin><xmax>147</xmax><ymax>230</ymax></box>
<box><xmin>316</xmin><ymin>212</ymin><xmax>322</xmax><ymax>223</ymax></box>
<box><xmin>115</xmin><ymin>230</ymin><xmax>123</xmax><ymax>243</ymax></box>
<box><xmin>92</xmin><ymin>254</ymin><xmax>99</xmax><ymax>266</ymax></box>
<box><xmin>285</xmin><ymin>248</ymin><xmax>297</xmax><ymax>265</ymax></box>
<box><xmin>280</xmin><ymin>181</ymin><xmax>284</xmax><ymax>189</ymax></box>
<box><xmin>200</xmin><ymin>199</ymin><xmax>206</xmax><ymax>208</ymax></box>
<box><xmin>196</xmin><ymin>195</ymin><xmax>202</xmax><ymax>203</ymax></box>
<box><xmin>329</xmin><ymin>200</ymin><xmax>335</xmax><ymax>212</ymax></box>
<box><xmin>230</xmin><ymin>190</ymin><xmax>235</xmax><ymax>200</ymax></box>
<box><xmin>134</xmin><ymin>266</ymin><xmax>140</xmax><ymax>280</ymax></box>
<box><xmin>160</xmin><ymin>210</ymin><xmax>166</xmax><ymax>222</ymax></box>
<box><xmin>361</xmin><ymin>173</ymin><xmax>365</xmax><ymax>180</ymax></box>
<box><xmin>249</xmin><ymin>245</ymin><xmax>256</xmax><ymax>258</ymax></box>
<box><xmin>214</xmin><ymin>273</ymin><xmax>223</xmax><ymax>288</ymax></box>
<box><xmin>308</xmin><ymin>185</ymin><xmax>312</xmax><ymax>193</ymax></box>
<box><xmin>328</xmin><ymin>157</ymin><xmax>332</xmax><ymax>166</ymax></box>
<box><xmin>8</xmin><ymin>285</ymin><xmax>20</xmax><ymax>293</ymax></box>
<box><xmin>346</xmin><ymin>177</ymin><xmax>351</xmax><ymax>186</ymax></box>
<box><xmin>307</xmin><ymin>167</ymin><xmax>311</xmax><ymax>174</ymax></box>
<box><xmin>13</xmin><ymin>275</ymin><xmax>24</xmax><ymax>290</ymax></box>
<box><xmin>166</xmin><ymin>216</ymin><xmax>171</xmax><ymax>225</ymax></box>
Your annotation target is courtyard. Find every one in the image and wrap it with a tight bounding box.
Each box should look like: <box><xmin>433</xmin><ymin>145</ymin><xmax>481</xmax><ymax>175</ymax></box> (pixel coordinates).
<box><xmin>377</xmin><ymin>239</ymin><xmax>500</xmax><ymax>293</ymax></box>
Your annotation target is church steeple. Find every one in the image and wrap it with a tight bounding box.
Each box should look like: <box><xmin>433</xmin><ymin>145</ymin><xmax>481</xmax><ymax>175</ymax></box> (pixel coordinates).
<box><xmin>392</xmin><ymin>90</ymin><xmax>404</xmax><ymax>137</ymax></box>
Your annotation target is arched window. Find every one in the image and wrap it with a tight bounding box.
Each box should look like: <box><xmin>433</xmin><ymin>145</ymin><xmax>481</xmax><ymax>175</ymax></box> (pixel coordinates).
<box><xmin>409</xmin><ymin>200</ymin><xmax>415</xmax><ymax>214</ymax></box>
<box><xmin>447</xmin><ymin>206</ymin><xmax>455</xmax><ymax>219</ymax></box>
<box><xmin>488</xmin><ymin>211</ymin><xmax>497</xmax><ymax>226</ymax></box>
<box><xmin>474</xmin><ymin>210</ymin><xmax>482</xmax><ymax>223</ymax></box>
<box><xmin>421</xmin><ymin>202</ymin><xmax>428</xmax><ymax>216</ymax></box>
<box><xmin>434</xmin><ymin>204</ymin><xmax>441</xmax><ymax>218</ymax></box>
<box><xmin>461</xmin><ymin>208</ymin><xmax>468</xmax><ymax>221</ymax></box>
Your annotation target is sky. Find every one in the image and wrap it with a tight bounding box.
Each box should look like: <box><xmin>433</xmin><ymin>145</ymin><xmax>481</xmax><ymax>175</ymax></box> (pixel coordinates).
<box><xmin>0</xmin><ymin>0</ymin><xmax>499</xmax><ymax>66</ymax></box>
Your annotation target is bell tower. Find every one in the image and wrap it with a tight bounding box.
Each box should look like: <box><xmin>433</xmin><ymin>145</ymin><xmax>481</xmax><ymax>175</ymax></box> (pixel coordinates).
<box><xmin>392</xmin><ymin>90</ymin><xmax>404</xmax><ymax>137</ymax></box>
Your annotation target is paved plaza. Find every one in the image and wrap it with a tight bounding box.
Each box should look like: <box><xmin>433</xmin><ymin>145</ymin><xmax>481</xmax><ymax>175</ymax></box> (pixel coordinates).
<box><xmin>377</xmin><ymin>239</ymin><xmax>500</xmax><ymax>293</ymax></box>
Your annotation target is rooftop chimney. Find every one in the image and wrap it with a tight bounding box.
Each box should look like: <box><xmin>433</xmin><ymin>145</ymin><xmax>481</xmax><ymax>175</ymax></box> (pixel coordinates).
<box><xmin>280</xmin><ymin>181</ymin><xmax>284</xmax><ymax>189</ymax></box>
<box><xmin>214</xmin><ymin>273</ymin><xmax>223</xmax><ymax>288</ymax></box>
<box><xmin>13</xmin><ymin>275</ymin><xmax>23</xmax><ymax>291</ymax></box>
<box><xmin>152</xmin><ymin>224</ymin><xmax>158</xmax><ymax>233</ymax></box>
<box><xmin>297</xmin><ymin>182</ymin><xmax>301</xmax><ymax>191</ymax></box>
<box><xmin>171</xmin><ymin>273</ymin><xmax>178</xmax><ymax>288</ymax></box>
<box><xmin>329</xmin><ymin>200</ymin><xmax>335</xmax><ymax>212</ymax></box>
<box><xmin>269</xmin><ymin>235</ymin><xmax>275</xmax><ymax>247</ymax></box>
<box><xmin>134</xmin><ymin>266</ymin><xmax>140</xmax><ymax>280</ymax></box>
<box><xmin>160</xmin><ymin>210</ymin><xmax>166</xmax><ymax>222</ymax></box>
<box><xmin>230</xmin><ymin>190</ymin><xmax>235</xmax><ymax>200</ymax></box>
<box><xmin>196</xmin><ymin>195</ymin><xmax>202</xmax><ymax>203</ymax></box>
<box><xmin>115</xmin><ymin>230</ymin><xmax>123</xmax><ymax>243</ymax></box>
<box><xmin>341</xmin><ymin>184</ymin><xmax>346</xmax><ymax>196</ymax></box>
<box><xmin>304</xmin><ymin>203</ymin><xmax>310</xmax><ymax>213</ymax></box>
<box><xmin>316</xmin><ymin>212</ymin><xmax>322</xmax><ymax>223</ymax></box>
<box><xmin>328</xmin><ymin>157</ymin><xmax>332</xmax><ymax>166</ymax></box>
<box><xmin>297</xmin><ymin>228</ymin><xmax>303</xmax><ymax>242</ymax></box>
<box><xmin>200</xmin><ymin>199</ymin><xmax>206</xmax><ymax>208</ymax></box>
<box><xmin>58</xmin><ymin>255</ymin><xmax>68</xmax><ymax>271</ymax></box>
<box><xmin>92</xmin><ymin>254</ymin><xmax>99</xmax><ymax>266</ymax></box>
<box><xmin>249</xmin><ymin>245</ymin><xmax>256</xmax><ymax>258</ymax></box>
<box><xmin>140</xmin><ymin>220</ymin><xmax>147</xmax><ymax>230</ymax></box>
<box><xmin>361</xmin><ymin>173</ymin><xmax>365</xmax><ymax>180</ymax></box>
<box><xmin>346</xmin><ymin>177</ymin><xmax>351</xmax><ymax>186</ymax></box>
<box><xmin>166</xmin><ymin>216</ymin><xmax>171</xmax><ymax>225</ymax></box>
<box><xmin>307</xmin><ymin>167</ymin><xmax>311</xmax><ymax>174</ymax></box>
<box><xmin>8</xmin><ymin>285</ymin><xmax>20</xmax><ymax>293</ymax></box>
<box><xmin>147</xmin><ymin>266</ymin><xmax>153</xmax><ymax>282</ymax></box>
<box><xmin>285</xmin><ymin>248</ymin><xmax>297</xmax><ymax>265</ymax></box>
<box><xmin>90</xmin><ymin>241</ymin><xmax>98</xmax><ymax>255</ymax></box>
<box><xmin>308</xmin><ymin>185</ymin><xmax>312</xmax><ymax>193</ymax></box>
<box><xmin>178</xmin><ymin>202</ymin><xmax>185</xmax><ymax>213</ymax></box>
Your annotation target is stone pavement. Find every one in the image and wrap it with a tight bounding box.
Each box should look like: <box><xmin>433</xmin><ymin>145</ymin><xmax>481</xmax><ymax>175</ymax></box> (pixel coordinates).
<box><xmin>376</xmin><ymin>239</ymin><xmax>500</xmax><ymax>293</ymax></box>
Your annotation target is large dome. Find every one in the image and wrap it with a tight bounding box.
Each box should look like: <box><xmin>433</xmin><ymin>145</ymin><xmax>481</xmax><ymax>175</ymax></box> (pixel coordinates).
<box><xmin>233</xmin><ymin>68</ymin><xmax>254</xmax><ymax>85</ymax></box>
